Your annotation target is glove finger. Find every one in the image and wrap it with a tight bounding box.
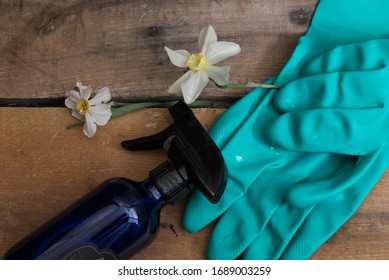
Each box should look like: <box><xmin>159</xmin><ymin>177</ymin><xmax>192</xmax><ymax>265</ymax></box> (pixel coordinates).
<box><xmin>281</xmin><ymin>145</ymin><xmax>389</xmax><ymax>260</ymax></box>
<box><xmin>266</xmin><ymin>107</ymin><xmax>386</xmax><ymax>155</ymax></box>
<box><xmin>274</xmin><ymin>69</ymin><xmax>387</xmax><ymax>113</ymax></box>
<box><xmin>281</xmin><ymin>193</ymin><xmax>358</xmax><ymax>260</ymax></box>
<box><xmin>241</xmin><ymin>151</ymin><xmax>346</xmax><ymax>259</ymax></box>
<box><xmin>182</xmin><ymin>178</ymin><xmax>243</xmax><ymax>233</ymax></box>
<box><xmin>205</xmin><ymin>197</ymin><xmax>257</xmax><ymax>259</ymax></box>
<box><xmin>205</xmin><ymin>169</ymin><xmax>297</xmax><ymax>260</ymax></box>
<box><xmin>301</xmin><ymin>39</ymin><xmax>389</xmax><ymax>76</ymax></box>
<box><xmin>241</xmin><ymin>203</ymin><xmax>312</xmax><ymax>260</ymax></box>
<box><xmin>205</xmin><ymin>194</ymin><xmax>281</xmax><ymax>260</ymax></box>
<box><xmin>287</xmin><ymin>151</ymin><xmax>380</xmax><ymax>208</ymax></box>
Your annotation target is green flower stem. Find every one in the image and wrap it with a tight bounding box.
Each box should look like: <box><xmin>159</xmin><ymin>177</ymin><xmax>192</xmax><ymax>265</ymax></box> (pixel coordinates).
<box><xmin>66</xmin><ymin>100</ymin><xmax>216</xmax><ymax>129</ymax></box>
<box><xmin>66</xmin><ymin>122</ymin><xmax>83</xmax><ymax>129</ymax></box>
<box><xmin>217</xmin><ymin>82</ymin><xmax>281</xmax><ymax>89</ymax></box>
<box><xmin>111</xmin><ymin>100</ymin><xmax>215</xmax><ymax>118</ymax></box>
<box><xmin>111</xmin><ymin>101</ymin><xmax>134</xmax><ymax>107</ymax></box>
<box><xmin>111</xmin><ymin>101</ymin><xmax>174</xmax><ymax>119</ymax></box>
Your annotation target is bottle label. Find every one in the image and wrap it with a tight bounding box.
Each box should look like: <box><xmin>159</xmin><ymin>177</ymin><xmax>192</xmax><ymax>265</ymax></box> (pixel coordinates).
<box><xmin>62</xmin><ymin>243</ymin><xmax>118</xmax><ymax>260</ymax></box>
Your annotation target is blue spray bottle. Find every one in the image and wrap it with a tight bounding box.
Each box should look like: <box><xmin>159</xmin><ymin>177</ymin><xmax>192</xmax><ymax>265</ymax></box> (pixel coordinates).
<box><xmin>4</xmin><ymin>101</ymin><xmax>227</xmax><ymax>260</ymax></box>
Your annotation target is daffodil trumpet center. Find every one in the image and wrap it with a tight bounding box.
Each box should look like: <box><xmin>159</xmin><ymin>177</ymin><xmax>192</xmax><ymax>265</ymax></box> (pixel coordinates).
<box><xmin>187</xmin><ymin>53</ymin><xmax>208</xmax><ymax>71</ymax></box>
<box><xmin>76</xmin><ymin>99</ymin><xmax>90</xmax><ymax>115</ymax></box>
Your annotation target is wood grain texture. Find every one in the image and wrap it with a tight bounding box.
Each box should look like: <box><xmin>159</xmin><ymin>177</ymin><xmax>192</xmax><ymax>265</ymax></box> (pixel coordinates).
<box><xmin>0</xmin><ymin>108</ymin><xmax>388</xmax><ymax>260</ymax></box>
<box><xmin>0</xmin><ymin>0</ymin><xmax>317</xmax><ymax>102</ymax></box>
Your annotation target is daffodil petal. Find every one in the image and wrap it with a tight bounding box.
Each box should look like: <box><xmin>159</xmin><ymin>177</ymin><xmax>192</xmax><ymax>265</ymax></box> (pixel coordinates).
<box><xmin>199</xmin><ymin>25</ymin><xmax>217</xmax><ymax>54</ymax></box>
<box><xmin>89</xmin><ymin>87</ymin><xmax>111</xmax><ymax>105</ymax></box>
<box><xmin>165</xmin><ymin>47</ymin><xmax>191</xmax><ymax>68</ymax></box>
<box><xmin>88</xmin><ymin>104</ymin><xmax>112</xmax><ymax>126</ymax></box>
<box><xmin>181</xmin><ymin>71</ymin><xmax>209</xmax><ymax>104</ymax></box>
<box><xmin>71</xmin><ymin>110</ymin><xmax>85</xmax><ymax>122</ymax></box>
<box><xmin>199</xmin><ymin>25</ymin><xmax>218</xmax><ymax>54</ymax></box>
<box><xmin>77</xmin><ymin>83</ymin><xmax>92</xmax><ymax>100</ymax></box>
<box><xmin>84</xmin><ymin>113</ymin><xmax>97</xmax><ymax>138</ymax></box>
<box><xmin>168</xmin><ymin>70</ymin><xmax>193</xmax><ymax>93</ymax></box>
<box><xmin>206</xmin><ymin>41</ymin><xmax>241</xmax><ymax>65</ymax></box>
<box><xmin>206</xmin><ymin>65</ymin><xmax>231</xmax><ymax>85</ymax></box>
<box><xmin>65</xmin><ymin>90</ymin><xmax>81</xmax><ymax>109</ymax></box>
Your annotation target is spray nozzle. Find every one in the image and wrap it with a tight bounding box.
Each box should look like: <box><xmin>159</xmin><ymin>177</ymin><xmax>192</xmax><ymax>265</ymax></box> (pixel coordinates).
<box><xmin>121</xmin><ymin>101</ymin><xmax>227</xmax><ymax>204</ymax></box>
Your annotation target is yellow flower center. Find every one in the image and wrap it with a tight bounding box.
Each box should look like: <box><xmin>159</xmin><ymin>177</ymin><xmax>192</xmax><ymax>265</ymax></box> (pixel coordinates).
<box><xmin>76</xmin><ymin>99</ymin><xmax>90</xmax><ymax>115</ymax></box>
<box><xmin>187</xmin><ymin>53</ymin><xmax>208</xmax><ymax>71</ymax></box>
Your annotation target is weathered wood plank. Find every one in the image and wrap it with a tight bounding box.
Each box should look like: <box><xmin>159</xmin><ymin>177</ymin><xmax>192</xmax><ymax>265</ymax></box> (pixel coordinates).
<box><xmin>0</xmin><ymin>0</ymin><xmax>317</xmax><ymax>101</ymax></box>
<box><xmin>0</xmin><ymin>107</ymin><xmax>388</xmax><ymax>259</ymax></box>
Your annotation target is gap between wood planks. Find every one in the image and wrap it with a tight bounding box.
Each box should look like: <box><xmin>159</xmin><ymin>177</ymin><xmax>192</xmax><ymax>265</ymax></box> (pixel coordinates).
<box><xmin>0</xmin><ymin>97</ymin><xmax>240</xmax><ymax>108</ymax></box>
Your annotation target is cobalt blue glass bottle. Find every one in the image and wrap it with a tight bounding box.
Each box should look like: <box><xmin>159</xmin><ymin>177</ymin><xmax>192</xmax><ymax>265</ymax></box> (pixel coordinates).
<box><xmin>4</xmin><ymin>101</ymin><xmax>227</xmax><ymax>260</ymax></box>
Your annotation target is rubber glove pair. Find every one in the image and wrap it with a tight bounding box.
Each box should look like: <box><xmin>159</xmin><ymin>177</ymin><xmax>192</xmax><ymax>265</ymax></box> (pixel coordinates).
<box><xmin>182</xmin><ymin>0</ymin><xmax>389</xmax><ymax>259</ymax></box>
<box><xmin>184</xmin><ymin>38</ymin><xmax>389</xmax><ymax>259</ymax></box>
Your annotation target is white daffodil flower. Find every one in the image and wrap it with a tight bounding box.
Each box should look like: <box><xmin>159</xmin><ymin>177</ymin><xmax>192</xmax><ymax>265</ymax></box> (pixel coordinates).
<box><xmin>165</xmin><ymin>25</ymin><xmax>241</xmax><ymax>104</ymax></box>
<box><xmin>65</xmin><ymin>82</ymin><xmax>112</xmax><ymax>138</ymax></box>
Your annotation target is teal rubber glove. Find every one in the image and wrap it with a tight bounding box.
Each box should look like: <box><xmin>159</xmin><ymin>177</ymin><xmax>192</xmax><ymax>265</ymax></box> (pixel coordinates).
<box><xmin>184</xmin><ymin>0</ymin><xmax>389</xmax><ymax>259</ymax></box>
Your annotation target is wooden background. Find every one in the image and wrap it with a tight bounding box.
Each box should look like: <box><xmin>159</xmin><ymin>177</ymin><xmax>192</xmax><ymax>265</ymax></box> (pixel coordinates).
<box><xmin>0</xmin><ymin>0</ymin><xmax>388</xmax><ymax>260</ymax></box>
<box><xmin>0</xmin><ymin>0</ymin><xmax>316</xmax><ymax>102</ymax></box>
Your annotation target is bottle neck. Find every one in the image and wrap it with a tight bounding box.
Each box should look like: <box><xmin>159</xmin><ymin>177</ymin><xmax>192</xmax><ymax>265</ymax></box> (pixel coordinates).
<box><xmin>149</xmin><ymin>161</ymin><xmax>192</xmax><ymax>204</ymax></box>
<box><xmin>139</xmin><ymin>178</ymin><xmax>168</xmax><ymax>208</ymax></box>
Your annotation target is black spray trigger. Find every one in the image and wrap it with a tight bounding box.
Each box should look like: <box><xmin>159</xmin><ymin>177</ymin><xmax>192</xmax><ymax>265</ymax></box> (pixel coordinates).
<box><xmin>120</xmin><ymin>101</ymin><xmax>227</xmax><ymax>204</ymax></box>
<box><xmin>121</xmin><ymin>124</ymin><xmax>177</xmax><ymax>151</ymax></box>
